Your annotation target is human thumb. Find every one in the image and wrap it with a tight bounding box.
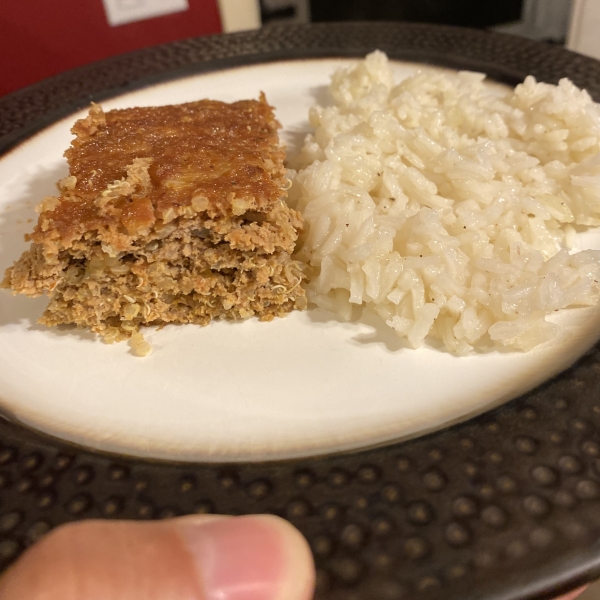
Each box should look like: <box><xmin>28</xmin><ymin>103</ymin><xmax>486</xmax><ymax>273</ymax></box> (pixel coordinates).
<box><xmin>0</xmin><ymin>514</ymin><xmax>315</xmax><ymax>600</ymax></box>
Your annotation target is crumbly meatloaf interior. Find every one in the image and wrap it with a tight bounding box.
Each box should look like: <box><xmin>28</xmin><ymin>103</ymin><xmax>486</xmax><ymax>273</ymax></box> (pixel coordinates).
<box><xmin>2</xmin><ymin>97</ymin><xmax>306</xmax><ymax>345</ymax></box>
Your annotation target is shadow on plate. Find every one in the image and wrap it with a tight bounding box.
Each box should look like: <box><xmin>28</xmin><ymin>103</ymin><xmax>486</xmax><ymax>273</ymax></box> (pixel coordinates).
<box><xmin>304</xmin><ymin>301</ymin><xmax>510</xmax><ymax>355</ymax></box>
<box><xmin>283</xmin><ymin>83</ymin><xmax>332</xmax><ymax>161</ymax></box>
<box><xmin>308</xmin><ymin>84</ymin><xmax>333</xmax><ymax>108</ymax></box>
<box><xmin>281</xmin><ymin>127</ymin><xmax>310</xmax><ymax>164</ymax></box>
<box><xmin>0</xmin><ymin>162</ymin><xmax>96</xmax><ymax>342</ymax></box>
<box><xmin>0</xmin><ymin>161</ymin><xmax>67</xmax><ymax>267</ymax></box>
<box><xmin>304</xmin><ymin>304</ymin><xmax>410</xmax><ymax>352</ymax></box>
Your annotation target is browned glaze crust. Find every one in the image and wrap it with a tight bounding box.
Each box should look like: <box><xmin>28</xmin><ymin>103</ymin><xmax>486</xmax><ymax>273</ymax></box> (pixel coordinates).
<box><xmin>35</xmin><ymin>95</ymin><xmax>287</xmax><ymax>247</ymax></box>
<box><xmin>2</xmin><ymin>97</ymin><xmax>305</xmax><ymax>348</ymax></box>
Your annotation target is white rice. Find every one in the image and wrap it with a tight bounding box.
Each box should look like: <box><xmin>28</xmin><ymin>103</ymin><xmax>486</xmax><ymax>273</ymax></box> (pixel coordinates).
<box><xmin>290</xmin><ymin>51</ymin><xmax>600</xmax><ymax>353</ymax></box>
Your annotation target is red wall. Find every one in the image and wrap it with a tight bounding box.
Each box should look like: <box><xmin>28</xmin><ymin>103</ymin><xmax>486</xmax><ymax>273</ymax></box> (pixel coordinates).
<box><xmin>0</xmin><ymin>0</ymin><xmax>222</xmax><ymax>97</ymax></box>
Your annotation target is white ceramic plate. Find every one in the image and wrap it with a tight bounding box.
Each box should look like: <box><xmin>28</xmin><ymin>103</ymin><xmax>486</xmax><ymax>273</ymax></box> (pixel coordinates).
<box><xmin>2</xmin><ymin>58</ymin><xmax>600</xmax><ymax>463</ymax></box>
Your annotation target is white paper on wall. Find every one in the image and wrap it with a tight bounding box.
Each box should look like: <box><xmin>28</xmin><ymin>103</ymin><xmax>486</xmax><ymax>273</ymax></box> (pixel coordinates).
<box><xmin>102</xmin><ymin>0</ymin><xmax>189</xmax><ymax>27</ymax></box>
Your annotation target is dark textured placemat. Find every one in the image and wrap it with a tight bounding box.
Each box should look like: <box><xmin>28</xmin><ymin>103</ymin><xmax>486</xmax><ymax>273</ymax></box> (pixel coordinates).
<box><xmin>2</xmin><ymin>22</ymin><xmax>600</xmax><ymax>600</ymax></box>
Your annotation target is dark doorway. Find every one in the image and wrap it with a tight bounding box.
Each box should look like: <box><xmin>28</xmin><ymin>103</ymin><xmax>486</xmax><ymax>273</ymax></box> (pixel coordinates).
<box><xmin>310</xmin><ymin>0</ymin><xmax>523</xmax><ymax>29</ymax></box>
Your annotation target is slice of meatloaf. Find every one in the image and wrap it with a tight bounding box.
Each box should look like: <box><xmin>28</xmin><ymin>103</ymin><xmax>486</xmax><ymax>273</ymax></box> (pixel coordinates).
<box><xmin>2</xmin><ymin>96</ymin><xmax>306</xmax><ymax>353</ymax></box>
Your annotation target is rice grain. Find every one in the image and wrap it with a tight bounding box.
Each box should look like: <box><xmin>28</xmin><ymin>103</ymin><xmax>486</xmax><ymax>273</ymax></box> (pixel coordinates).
<box><xmin>292</xmin><ymin>51</ymin><xmax>600</xmax><ymax>353</ymax></box>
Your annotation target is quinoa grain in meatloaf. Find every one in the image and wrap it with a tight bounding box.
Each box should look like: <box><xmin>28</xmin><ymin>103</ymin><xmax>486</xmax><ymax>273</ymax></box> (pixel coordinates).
<box><xmin>2</xmin><ymin>97</ymin><xmax>306</xmax><ymax>353</ymax></box>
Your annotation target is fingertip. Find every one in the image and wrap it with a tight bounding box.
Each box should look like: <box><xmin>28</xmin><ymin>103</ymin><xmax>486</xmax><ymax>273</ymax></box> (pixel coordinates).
<box><xmin>177</xmin><ymin>514</ymin><xmax>315</xmax><ymax>600</ymax></box>
<box><xmin>0</xmin><ymin>515</ymin><xmax>316</xmax><ymax>600</ymax></box>
<box><xmin>0</xmin><ymin>519</ymin><xmax>204</xmax><ymax>600</ymax></box>
<box><xmin>556</xmin><ymin>587</ymin><xmax>587</xmax><ymax>600</ymax></box>
<box><xmin>259</xmin><ymin>515</ymin><xmax>316</xmax><ymax>600</ymax></box>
